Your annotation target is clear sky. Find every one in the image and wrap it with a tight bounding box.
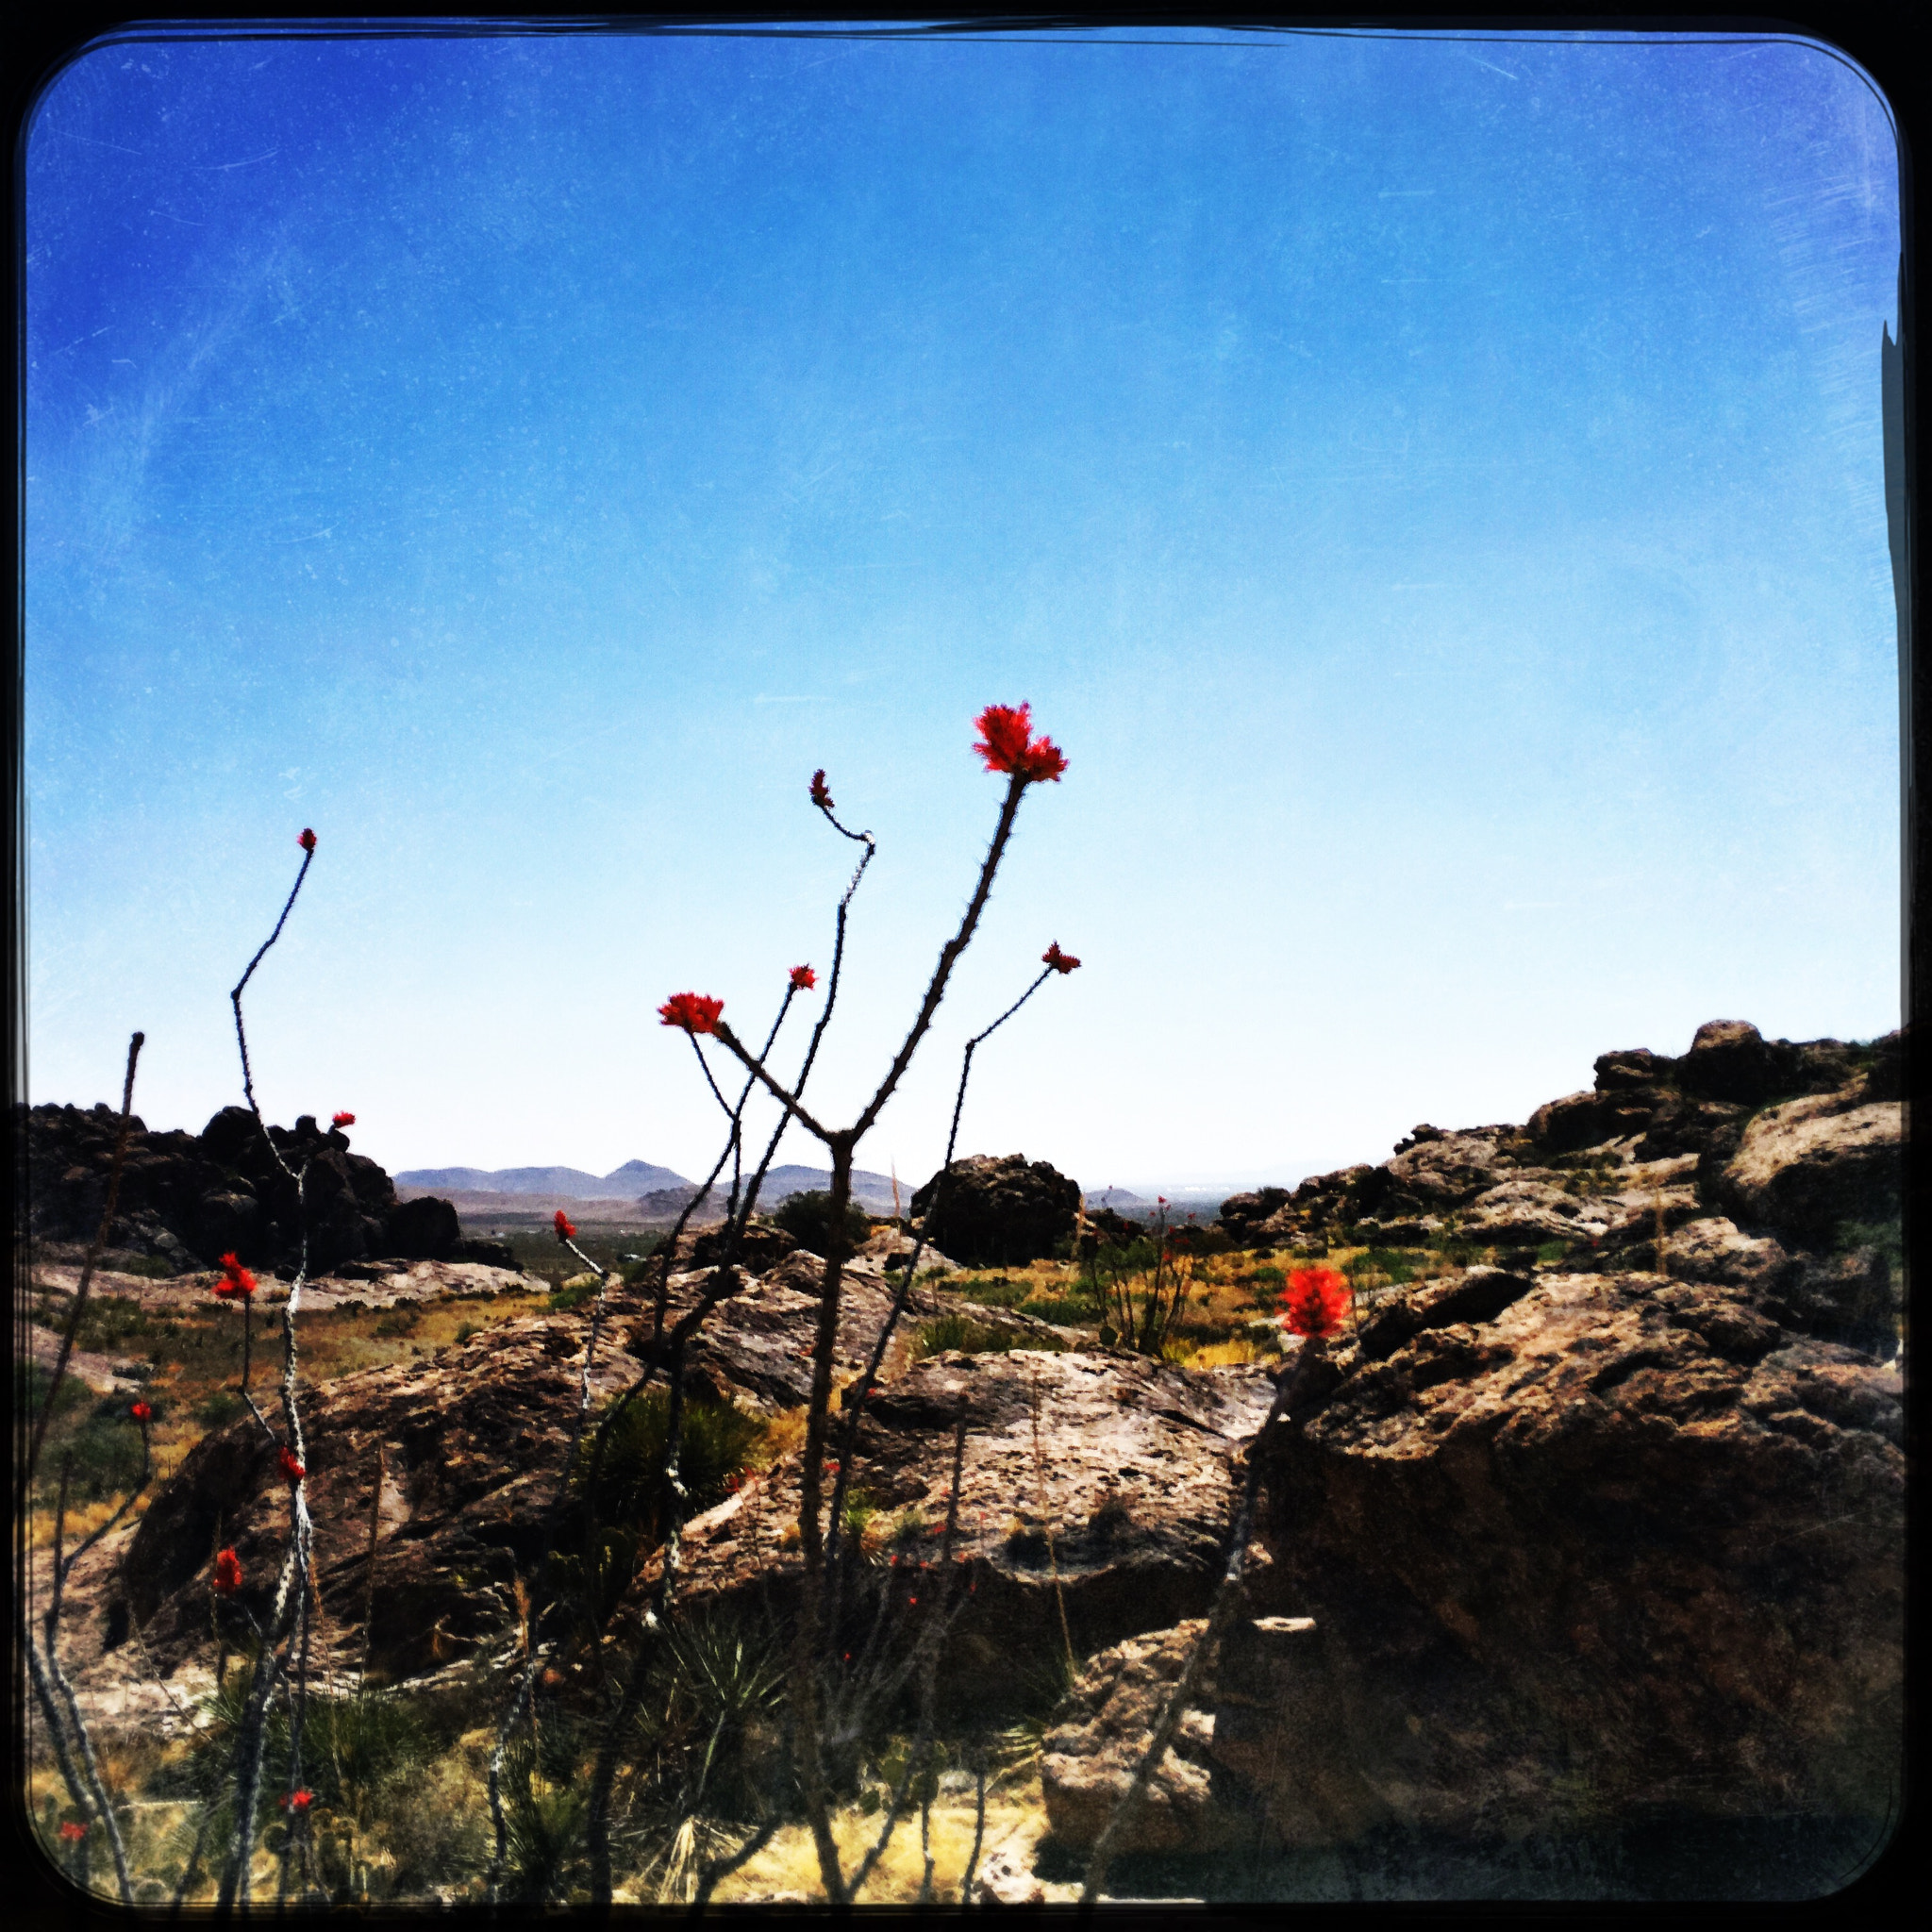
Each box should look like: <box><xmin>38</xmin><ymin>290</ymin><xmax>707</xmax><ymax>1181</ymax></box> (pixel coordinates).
<box><xmin>25</xmin><ymin>25</ymin><xmax>1902</xmax><ymax>1197</ymax></box>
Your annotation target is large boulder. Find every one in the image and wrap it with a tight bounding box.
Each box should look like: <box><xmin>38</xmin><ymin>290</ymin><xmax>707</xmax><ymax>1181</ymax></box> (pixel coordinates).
<box><xmin>641</xmin><ymin>1346</ymin><xmax>1276</xmax><ymax>1705</ymax></box>
<box><xmin>1713</xmin><ymin>1090</ymin><xmax>1904</xmax><ymax>1247</ymax></box>
<box><xmin>1232</xmin><ymin>1266</ymin><xmax>1903</xmax><ymax>1843</ymax></box>
<box><xmin>1041</xmin><ymin>1619</ymin><xmax>1249</xmax><ymax>1855</ymax></box>
<box><xmin>23</xmin><ymin>1099</ymin><xmax>416</xmax><ymax>1275</ymax></box>
<box><xmin>1218</xmin><ymin>1188</ymin><xmax>1291</xmax><ymax>1247</ymax></box>
<box><xmin>910</xmin><ymin>1154</ymin><xmax>1080</xmax><ymax>1267</ymax></box>
<box><xmin>113</xmin><ymin>1257</ymin><xmax>1143</xmax><ymax>1689</ymax></box>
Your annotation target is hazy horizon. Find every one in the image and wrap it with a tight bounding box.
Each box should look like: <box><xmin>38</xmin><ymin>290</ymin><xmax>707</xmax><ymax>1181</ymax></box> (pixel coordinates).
<box><xmin>26</xmin><ymin>25</ymin><xmax>1903</xmax><ymax>1194</ymax></box>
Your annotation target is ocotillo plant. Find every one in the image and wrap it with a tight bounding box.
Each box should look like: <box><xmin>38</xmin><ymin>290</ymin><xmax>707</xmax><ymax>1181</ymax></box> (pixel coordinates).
<box><xmin>18</xmin><ymin>1031</ymin><xmax>150</xmax><ymax>1906</ymax></box>
<box><xmin>205</xmin><ymin>828</ymin><xmax>330</xmax><ymax>1908</ymax></box>
<box><xmin>646</xmin><ymin>702</ymin><xmax>1077</xmax><ymax>1903</ymax></box>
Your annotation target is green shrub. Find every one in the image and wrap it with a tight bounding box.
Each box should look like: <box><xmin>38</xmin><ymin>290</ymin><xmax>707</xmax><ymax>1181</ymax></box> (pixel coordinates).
<box><xmin>38</xmin><ymin>1412</ymin><xmax>145</xmax><ymax>1503</ymax></box>
<box><xmin>773</xmin><ymin>1190</ymin><xmax>872</xmax><ymax>1255</ymax></box>
<box><xmin>910</xmin><ymin>1313</ymin><xmax>1064</xmax><ymax>1360</ymax></box>
<box><xmin>117</xmin><ymin>1254</ymin><xmax>181</xmax><ymax>1279</ymax></box>
<box><xmin>842</xmin><ymin>1487</ymin><xmax>880</xmax><ymax>1540</ymax></box>
<box><xmin>547</xmin><ymin>1275</ymin><xmax>601</xmax><ymax>1313</ymax></box>
<box><xmin>1019</xmin><ymin>1295</ymin><xmax>1098</xmax><ymax>1325</ymax></box>
<box><xmin>15</xmin><ymin>1361</ymin><xmax>92</xmax><ymax>1427</ymax></box>
<box><xmin>573</xmin><ymin>1388</ymin><xmax>767</xmax><ymax>1546</ymax></box>
<box><xmin>948</xmin><ymin>1274</ymin><xmax>1028</xmax><ymax>1308</ymax></box>
<box><xmin>195</xmin><ymin>1389</ymin><xmax>246</xmax><ymax>1428</ymax></box>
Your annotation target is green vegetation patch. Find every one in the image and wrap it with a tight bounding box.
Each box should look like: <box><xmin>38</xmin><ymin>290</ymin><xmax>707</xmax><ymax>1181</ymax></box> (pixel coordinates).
<box><xmin>774</xmin><ymin>1189</ymin><xmax>872</xmax><ymax>1255</ymax></box>
<box><xmin>910</xmin><ymin>1312</ymin><xmax>1065</xmax><ymax>1360</ymax></box>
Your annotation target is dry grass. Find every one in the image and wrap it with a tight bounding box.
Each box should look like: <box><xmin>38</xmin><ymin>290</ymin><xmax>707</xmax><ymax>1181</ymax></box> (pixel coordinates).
<box><xmin>707</xmin><ymin>1794</ymin><xmax>1041</xmax><ymax>1904</ymax></box>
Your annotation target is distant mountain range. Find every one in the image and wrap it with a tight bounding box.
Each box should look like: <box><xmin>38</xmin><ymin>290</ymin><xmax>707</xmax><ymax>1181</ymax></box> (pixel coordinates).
<box><xmin>396</xmin><ymin>1159</ymin><xmax>905</xmax><ymax>1213</ymax></box>
<box><xmin>395</xmin><ymin>1161</ymin><xmax>691</xmax><ymax>1197</ymax></box>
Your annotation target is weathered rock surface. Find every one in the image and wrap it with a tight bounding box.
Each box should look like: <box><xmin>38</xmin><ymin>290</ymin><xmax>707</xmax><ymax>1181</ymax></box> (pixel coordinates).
<box><xmin>103</xmin><ymin>1257</ymin><xmax>1227</xmax><ymax>1694</ymax></box>
<box><xmin>1712</xmin><ymin>1091</ymin><xmax>1904</xmax><ymax>1245</ymax></box>
<box><xmin>30</xmin><ymin>1255</ymin><xmax>539</xmax><ymax>1317</ymax></box>
<box><xmin>23</xmin><ymin>1101</ymin><xmax>472</xmax><ymax>1275</ymax></box>
<box><xmin>1041</xmin><ymin>1618</ymin><xmax>1246</xmax><ymax>1854</ymax></box>
<box><xmin>1231</xmin><ymin>1266</ymin><xmax>1903</xmax><ymax>1840</ymax></box>
<box><xmin>911</xmin><ymin>1154</ymin><xmax>1081</xmax><ymax>1267</ymax></box>
<box><xmin>641</xmin><ymin>1348</ymin><xmax>1275</xmax><ymax>1698</ymax></box>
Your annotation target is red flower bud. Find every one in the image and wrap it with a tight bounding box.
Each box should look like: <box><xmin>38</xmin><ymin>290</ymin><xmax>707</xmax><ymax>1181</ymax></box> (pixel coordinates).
<box><xmin>789</xmin><ymin>965</ymin><xmax>817</xmax><ymax>991</ymax></box>
<box><xmin>658</xmin><ymin>992</ymin><xmax>724</xmax><ymax>1035</ymax></box>
<box><xmin>810</xmin><ymin>769</ymin><xmax>833</xmax><ymax>809</ymax></box>
<box><xmin>554</xmin><ymin>1209</ymin><xmax>576</xmax><ymax>1243</ymax></box>
<box><xmin>298</xmin><ymin>828</ymin><xmax>316</xmax><ymax>852</ymax></box>
<box><xmin>59</xmin><ymin>1821</ymin><xmax>87</xmax><ymax>1842</ymax></box>
<box><xmin>1280</xmin><ymin>1265</ymin><xmax>1352</xmax><ymax>1339</ymax></box>
<box><xmin>1042</xmin><ymin>941</ymin><xmax>1080</xmax><ymax>974</ymax></box>
<box><xmin>331</xmin><ymin>1111</ymin><xmax>356</xmax><ymax>1128</ymax></box>
<box><xmin>214</xmin><ymin>1253</ymin><xmax>258</xmax><ymax>1300</ymax></box>
<box><xmin>279</xmin><ymin>1789</ymin><xmax>313</xmax><ymax>1811</ymax></box>
<box><xmin>278</xmin><ymin>1446</ymin><xmax>305</xmax><ymax>1485</ymax></box>
<box><xmin>129</xmin><ymin>1401</ymin><xmax>151</xmax><ymax>1423</ymax></box>
<box><xmin>973</xmin><ymin>703</ymin><xmax>1067</xmax><ymax>783</ymax></box>
<box><xmin>212</xmin><ymin>1548</ymin><xmax>243</xmax><ymax>1596</ymax></box>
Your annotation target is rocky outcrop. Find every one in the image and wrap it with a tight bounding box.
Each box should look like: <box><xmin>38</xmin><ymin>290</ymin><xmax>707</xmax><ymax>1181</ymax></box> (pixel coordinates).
<box><xmin>1709</xmin><ymin>1091</ymin><xmax>1904</xmax><ymax>1245</ymax></box>
<box><xmin>110</xmin><ymin>1255</ymin><xmax>1231</xmax><ymax>1691</ymax></box>
<box><xmin>650</xmin><ymin>1347</ymin><xmax>1276</xmax><ymax>1702</ymax></box>
<box><xmin>1226</xmin><ymin>1265</ymin><xmax>1903</xmax><ymax>1840</ymax></box>
<box><xmin>23</xmin><ymin>1101</ymin><xmax>471</xmax><ymax>1275</ymax></box>
<box><xmin>911</xmin><ymin>1154</ymin><xmax>1081</xmax><ymax>1267</ymax></box>
<box><xmin>1041</xmin><ymin>1619</ymin><xmax>1241</xmax><ymax>1854</ymax></box>
<box><xmin>1226</xmin><ymin>1023</ymin><xmax>1901</xmax><ymax>1320</ymax></box>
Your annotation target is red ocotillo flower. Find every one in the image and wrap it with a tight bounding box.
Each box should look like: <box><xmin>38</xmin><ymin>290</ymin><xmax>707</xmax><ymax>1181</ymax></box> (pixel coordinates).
<box><xmin>212</xmin><ymin>1548</ymin><xmax>243</xmax><ymax>1596</ymax></box>
<box><xmin>973</xmin><ymin>703</ymin><xmax>1067</xmax><ymax>783</ymax></box>
<box><xmin>298</xmin><ymin>828</ymin><xmax>317</xmax><ymax>852</ymax></box>
<box><xmin>658</xmin><ymin>991</ymin><xmax>724</xmax><ymax>1035</ymax></box>
<box><xmin>331</xmin><ymin>1110</ymin><xmax>356</xmax><ymax>1127</ymax></box>
<box><xmin>1281</xmin><ymin>1265</ymin><xmax>1351</xmax><ymax>1340</ymax></box>
<box><xmin>1042</xmin><ymin>941</ymin><xmax>1080</xmax><ymax>974</ymax></box>
<box><xmin>129</xmin><ymin>1401</ymin><xmax>151</xmax><ymax>1424</ymax></box>
<box><xmin>278</xmin><ymin>1446</ymin><xmax>305</xmax><ymax>1486</ymax></box>
<box><xmin>279</xmin><ymin>1790</ymin><xmax>313</xmax><ymax>1812</ymax></box>
<box><xmin>810</xmin><ymin>769</ymin><xmax>834</xmax><ymax>809</ymax></box>
<box><xmin>214</xmin><ymin>1253</ymin><xmax>258</xmax><ymax>1300</ymax></box>
<box><xmin>789</xmin><ymin>964</ymin><xmax>817</xmax><ymax>991</ymax></box>
<box><xmin>59</xmin><ymin>1821</ymin><xmax>87</xmax><ymax>1843</ymax></box>
<box><xmin>554</xmin><ymin>1209</ymin><xmax>576</xmax><ymax>1243</ymax></box>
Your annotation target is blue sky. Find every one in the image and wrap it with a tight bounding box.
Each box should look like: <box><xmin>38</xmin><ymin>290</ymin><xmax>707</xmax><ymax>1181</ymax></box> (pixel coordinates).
<box><xmin>25</xmin><ymin>25</ymin><xmax>1902</xmax><ymax>1194</ymax></box>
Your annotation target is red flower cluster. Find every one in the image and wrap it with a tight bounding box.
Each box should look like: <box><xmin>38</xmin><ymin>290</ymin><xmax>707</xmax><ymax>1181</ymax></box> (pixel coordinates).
<box><xmin>129</xmin><ymin>1401</ymin><xmax>151</xmax><ymax>1424</ymax></box>
<box><xmin>554</xmin><ymin>1209</ymin><xmax>576</xmax><ymax>1243</ymax></box>
<box><xmin>214</xmin><ymin>1253</ymin><xmax>258</xmax><ymax>1300</ymax></box>
<box><xmin>298</xmin><ymin>828</ymin><xmax>316</xmax><ymax>852</ymax></box>
<box><xmin>278</xmin><ymin>1446</ymin><xmax>305</xmax><ymax>1486</ymax></box>
<box><xmin>1281</xmin><ymin>1265</ymin><xmax>1351</xmax><ymax>1340</ymax></box>
<box><xmin>279</xmin><ymin>1790</ymin><xmax>313</xmax><ymax>1812</ymax></box>
<box><xmin>59</xmin><ymin>1821</ymin><xmax>87</xmax><ymax>1843</ymax></box>
<box><xmin>789</xmin><ymin>965</ymin><xmax>817</xmax><ymax>991</ymax></box>
<box><xmin>1041</xmin><ymin>941</ymin><xmax>1080</xmax><ymax>974</ymax></box>
<box><xmin>810</xmin><ymin>769</ymin><xmax>834</xmax><ymax>809</ymax></box>
<box><xmin>332</xmin><ymin>1110</ymin><xmax>356</xmax><ymax>1128</ymax></box>
<box><xmin>658</xmin><ymin>991</ymin><xmax>724</xmax><ymax>1035</ymax></box>
<box><xmin>212</xmin><ymin>1548</ymin><xmax>243</xmax><ymax>1597</ymax></box>
<box><xmin>974</xmin><ymin>704</ymin><xmax>1066</xmax><ymax>783</ymax></box>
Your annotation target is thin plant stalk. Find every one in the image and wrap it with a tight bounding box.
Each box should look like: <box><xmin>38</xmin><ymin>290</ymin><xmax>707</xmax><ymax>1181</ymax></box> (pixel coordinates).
<box><xmin>1078</xmin><ymin>1345</ymin><xmax>1314</xmax><ymax>1904</ymax></box>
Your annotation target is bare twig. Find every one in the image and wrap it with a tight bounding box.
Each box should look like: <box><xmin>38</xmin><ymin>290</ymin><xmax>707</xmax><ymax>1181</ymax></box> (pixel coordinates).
<box><xmin>1079</xmin><ymin>1348</ymin><xmax>1309</xmax><ymax>1903</ymax></box>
